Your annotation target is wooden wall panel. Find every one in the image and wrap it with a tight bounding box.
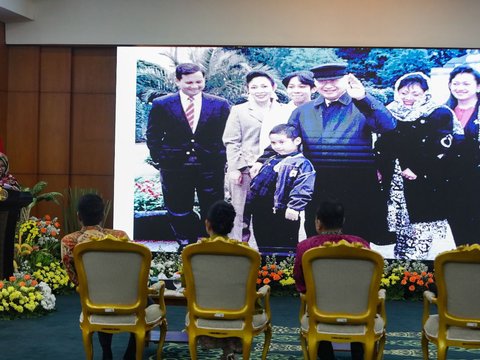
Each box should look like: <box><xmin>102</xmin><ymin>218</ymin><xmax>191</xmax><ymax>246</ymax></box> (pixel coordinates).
<box><xmin>0</xmin><ymin>22</ymin><xmax>4</xmax><ymax>46</ymax></box>
<box><xmin>0</xmin><ymin>41</ymin><xmax>7</xmax><ymax>92</ymax></box>
<box><xmin>0</xmin><ymin>23</ymin><xmax>7</xmax><ymax>148</ymax></box>
<box><xmin>34</xmin><ymin>174</ymin><xmax>69</xmax><ymax>221</ymax></box>
<box><xmin>6</xmin><ymin>92</ymin><xmax>39</xmax><ymax>174</ymax></box>
<box><xmin>40</xmin><ymin>47</ymin><xmax>72</xmax><ymax>93</ymax></box>
<box><xmin>5</xmin><ymin>45</ymin><xmax>117</xmax><ymax>228</ymax></box>
<box><xmin>0</xmin><ymin>91</ymin><xmax>6</xmax><ymax>146</ymax></box>
<box><xmin>70</xmin><ymin>174</ymin><xmax>115</xmax><ymax>227</ymax></box>
<box><xmin>72</xmin><ymin>47</ymin><xmax>116</xmax><ymax>94</ymax></box>
<box><xmin>70</xmin><ymin>93</ymin><xmax>115</xmax><ymax>175</ymax></box>
<box><xmin>14</xmin><ymin>174</ymin><xmax>38</xmax><ymax>190</ymax></box>
<box><xmin>8</xmin><ymin>46</ymin><xmax>40</xmax><ymax>92</ymax></box>
<box><xmin>38</xmin><ymin>93</ymin><xmax>71</xmax><ymax>174</ymax></box>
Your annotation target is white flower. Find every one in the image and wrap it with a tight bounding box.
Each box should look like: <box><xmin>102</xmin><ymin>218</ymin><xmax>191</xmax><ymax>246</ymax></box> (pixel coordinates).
<box><xmin>38</xmin><ymin>281</ymin><xmax>56</xmax><ymax>311</ymax></box>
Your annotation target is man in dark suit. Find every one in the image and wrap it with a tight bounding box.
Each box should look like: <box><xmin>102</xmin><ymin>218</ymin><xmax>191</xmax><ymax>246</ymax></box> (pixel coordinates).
<box><xmin>288</xmin><ymin>63</ymin><xmax>397</xmax><ymax>244</ymax></box>
<box><xmin>146</xmin><ymin>63</ymin><xmax>231</xmax><ymax>248</ymax></box>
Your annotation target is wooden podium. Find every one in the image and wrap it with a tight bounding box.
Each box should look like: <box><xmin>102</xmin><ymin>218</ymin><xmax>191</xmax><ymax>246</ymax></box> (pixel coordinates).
<box><xmin>0</xmin><ymin>189</ymin><xmax>32</xmax><ymax>279</ymax></box>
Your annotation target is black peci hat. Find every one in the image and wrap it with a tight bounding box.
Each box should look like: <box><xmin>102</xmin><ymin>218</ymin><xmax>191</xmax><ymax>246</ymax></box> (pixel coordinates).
<box><xmin>310</xmin><ymin>63</ymin><xmax>348</xmax><ymax>80</ymax></box>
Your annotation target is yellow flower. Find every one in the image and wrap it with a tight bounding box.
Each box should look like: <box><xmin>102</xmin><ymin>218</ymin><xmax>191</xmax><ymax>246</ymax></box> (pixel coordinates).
<box><xmin>25</xmin><ymin>303</ymin><xmax>36</xmax><ymax>312</ymax></box>
<box><xmin>280</xmin><ymin>277</ymin><xmax>295</xmax><ymax>286</ymax></box>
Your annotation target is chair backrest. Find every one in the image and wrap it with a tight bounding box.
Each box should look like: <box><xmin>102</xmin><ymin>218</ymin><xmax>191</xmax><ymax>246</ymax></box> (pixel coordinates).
<box><xmin>302</xmin><ymin>240</ymin><xmax>384</xmax><ymax>324</ymax></box>
<box><xmin>181</xmin><ymin>237</ymin><xmax>261</xmax><ymax>319</ymax></box>
<box><xmin>434</xmin><ymin>244</ymin><xmax>480</xmax><ymax>326</ymax></box>
<box><xmin>74</xmin><ymin>236</ymin><xmax>152</xmax><ymax>315</ymax></box>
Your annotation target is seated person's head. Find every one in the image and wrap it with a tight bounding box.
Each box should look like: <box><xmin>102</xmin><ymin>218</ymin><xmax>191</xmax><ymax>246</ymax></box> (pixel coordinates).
<box><xmin>269</xmin><ymin>124</ymin><xmax>302</xmax><ymax>156</ymax></box>
<box><xmin>315</xmin><ymin>199</ymin><xmax>345</xmax><ymax>232</ymax></box>
<box><xmin>205</xmin><ymin>200</ymin><xmax>236</xmax><ymax>237</ymax></box>
<box><xmin>77</xmin><ymin>193</ymin><xmax>105</xmax><ymax>226</ymax></box>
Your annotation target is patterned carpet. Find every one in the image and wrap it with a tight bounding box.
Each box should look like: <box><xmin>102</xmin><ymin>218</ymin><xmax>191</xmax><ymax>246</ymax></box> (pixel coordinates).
<box><xmin>2</xmin><ymin>293</ymin><xmax>480</xmax><ymax>359</ymax></box>
<box><xmin>154</xmin><ymin>327</ymin><xmax>480</xmax><ymax>360</ymax></box>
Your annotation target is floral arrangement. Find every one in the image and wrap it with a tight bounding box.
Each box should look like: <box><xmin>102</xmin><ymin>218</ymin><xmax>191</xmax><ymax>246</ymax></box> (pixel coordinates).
<box><xmin>381</xmin><ymin>259</ymin><xmax>435</xmax><ymax>300</ymax></box>
<box><xmin>0</xmin><ymin>274</ymin><xmax>56</xmax><ymax>319</ymax></box>
<box><xmin>14</xmin><ymin>215</ymin><xmax>74</xmax><ymax>295</ymax></box>
<box><xmin>16</xmin><ymin>215</ymin><xmax>61</xmax><ymax>262</ymax></box>
<box><xmin>150</xmin><ymin>251</ymin><xmax>182</xmax><ymax>279</ymax></box>
<box><xmin>257</xmin><ymin>254</ymin><xmax>297</xmax><ymax>296</ymax></box>
<box><xmin>134</xmin><ymin>175</ymin><xmax>164</xmax><ymax>212</ymax></box>
<box><xmin>32</xmin><ymin>261</ymin><xmax>75</xmax><ymax>295</ymax></box>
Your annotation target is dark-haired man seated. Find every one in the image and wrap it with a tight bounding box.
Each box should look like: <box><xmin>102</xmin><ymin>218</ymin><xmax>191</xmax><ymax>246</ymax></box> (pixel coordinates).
<box><xmin>293</xmin><ymin>199</ymin><xmax>370</xmax><ymax>360</ymax></box>
<box><xmin>61</xmin><ymin>193</ymin><xmax>135</xmax><ymax>360</ymax></box>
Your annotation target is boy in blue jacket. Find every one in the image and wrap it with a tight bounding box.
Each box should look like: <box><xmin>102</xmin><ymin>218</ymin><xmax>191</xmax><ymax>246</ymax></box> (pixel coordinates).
<box><xmin>243</xmin><ymin>124</ymin><xmax>316</xmax><ymax>251</ymax></box>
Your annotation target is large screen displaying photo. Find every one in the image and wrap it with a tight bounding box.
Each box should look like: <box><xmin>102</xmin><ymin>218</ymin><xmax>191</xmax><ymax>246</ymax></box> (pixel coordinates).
<box><xmin>115</xmin><ymin>46</ymin><xmax>480</xmax><ymax>260</ymax></box>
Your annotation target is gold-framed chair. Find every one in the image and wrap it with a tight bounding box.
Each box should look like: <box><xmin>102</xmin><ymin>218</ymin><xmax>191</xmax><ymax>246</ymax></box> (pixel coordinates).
<box><xmin>422</xmin><ymin>244</ymin><xmax>480</xmax><ymax>360</ymax></box>
<box><xmin>181</xmin><ymin>237</ymin><xmax>272</xmax><ymax>360</ymax></box>
<box><xmin>73</xmin><ymin>235</ymin><xmax>167</xmax><ymax>360</ymax></box>
<box><xmin>299</xmin><ymin>240</ymin><xmax>386</xmax><ymax>360</ymax></box>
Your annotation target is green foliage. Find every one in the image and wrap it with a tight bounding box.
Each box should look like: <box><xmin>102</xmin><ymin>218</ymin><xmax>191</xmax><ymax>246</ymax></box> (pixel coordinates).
<box><xmin>18</xmin><ymin>181</ymin><xmax>62</xmax><ymax>225</ymax></box>
<box><xmin>61</xmin><ymin>188</ymin><xmax>111</xmax><ymax>234</ymax></box>
<box><xmin>135</xmin><ymin>97</ymin><xmax>151</xmax><ymax>143</ymax></box>
<box><xmin>278</xmin><ymin>48</ymin><xmax>342</xmax><ymax>75</ymax></box>
<box><xmin>137</xmin><ymin>60</ymin><xmax>177</xmax><ymax>103</ymax></box>
<box><xmin>232</xmin><ymin>47</ymin><xmax>291</xmax><ymax>70</ymax></box>
<box><xmin>377</xmin><ymin>49</ymin><xmax>434</xmax><ymax>88</ymax></box>
<box><xmin>336</xmin><ymin>47</ymin><xmax>467</xmax><ymax>89</ymax></box>
<box><xmin>134</xmin><ymin>175</ymin><xmax>164</xmax><ymax>212</ymax></box>
<box><xmin>365</xmin><ymin>85</ymin><xmax>394</xmax><ymax>104</ymax></box>
<box><xmin>428</xmin><ymin>48</ymin><xmax>467</xmax><ymax>68</ymax></box>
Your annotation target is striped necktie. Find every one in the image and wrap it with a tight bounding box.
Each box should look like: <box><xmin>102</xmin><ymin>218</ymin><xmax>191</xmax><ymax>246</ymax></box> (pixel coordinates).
<box><xmin>185</xmin><ymin>97</ymin><xmax>195</xmax><ymax>130</ymax></box>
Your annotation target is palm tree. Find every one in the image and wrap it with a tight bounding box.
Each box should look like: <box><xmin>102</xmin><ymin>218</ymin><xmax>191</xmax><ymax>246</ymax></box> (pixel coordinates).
<box><xmin>18</xmin><ymin>181</ymin><xmax>62</xmax><ymax>225</ymax></box>
<box><xmin>135</xmin><ymin>46</ymin><xmax>282</xmax><ymax>143</ymax></box>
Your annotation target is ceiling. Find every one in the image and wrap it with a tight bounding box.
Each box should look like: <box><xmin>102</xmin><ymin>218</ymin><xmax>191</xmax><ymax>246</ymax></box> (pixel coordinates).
<box><xmin>0</xmin><ymin>0</ymin><xmax>34</xmax><ymax>23</ymax></box>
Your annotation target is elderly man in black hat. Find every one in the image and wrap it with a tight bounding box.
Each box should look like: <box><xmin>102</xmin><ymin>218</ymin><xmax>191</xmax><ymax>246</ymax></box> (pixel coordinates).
<box><xmin>288</xmin><ymin>62</ymin><xmax>397</xmax><ymax>245</ymax></box>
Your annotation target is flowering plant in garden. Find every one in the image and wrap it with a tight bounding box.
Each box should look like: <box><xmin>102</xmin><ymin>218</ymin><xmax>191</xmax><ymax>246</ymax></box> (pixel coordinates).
<box><xmin>150</xmin><ymin>251</ymin><xmax>182</xmax><ymax>279</ymax></box>
<box><xmin>134</xmin><ymin>175</ymin><xmax>164</xmax><ymax>212</ymax></box>
<box><xmin>0</xmin><ymin>274</ymin><xmax>56</xmax><ymax>319</ymax></box>
<box><xmin>381</xmin><ymin>259</ymin><xmax>434</xmax><ymax>300</ymax></box>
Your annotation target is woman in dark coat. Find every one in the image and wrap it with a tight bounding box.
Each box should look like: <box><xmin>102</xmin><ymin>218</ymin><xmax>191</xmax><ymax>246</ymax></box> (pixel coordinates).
<box><xmin>376</xmin><ymin>72</ymin><xmax>458</xmax><ymax>259</ymax></box>
<box><xmin>444</xmin><ymin>65</ymin><xmax>480</xmax><ymax>246</ymax></box>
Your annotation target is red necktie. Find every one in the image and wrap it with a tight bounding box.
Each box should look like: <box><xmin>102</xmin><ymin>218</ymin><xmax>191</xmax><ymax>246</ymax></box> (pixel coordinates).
<box><xmin>185</xmin><ymin>97</ymin><xmax>195</xmax><ymax>130</ymax></box>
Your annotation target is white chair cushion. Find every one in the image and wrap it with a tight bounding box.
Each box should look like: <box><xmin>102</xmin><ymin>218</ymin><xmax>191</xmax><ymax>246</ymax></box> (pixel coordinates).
<box><xmin>424</xmin><ymin>315</ymin><xmax>480</xmax><ymax>342</ymax></box>
<box><xmin>186</xmin><ymin>311</ymin><xmax>268</xmax><ymax>330</ymax></box>
<box><xmin>145</xmin><ymin>304</ymin><xmax>165</xmax><ymax>324</ymax></box>
<box><xmin>80</xmin><ymin>304</ymin><xmax>165</xmax><ymax>326</ymax></box>
<box><xmin>301</xmin><ymin>313</ymin><xmax>385</xmax><ymax>336</ymax></box>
